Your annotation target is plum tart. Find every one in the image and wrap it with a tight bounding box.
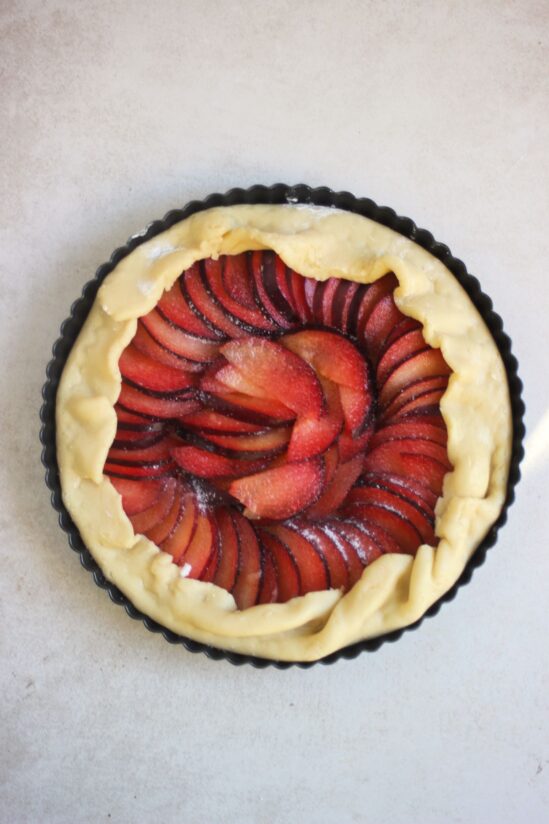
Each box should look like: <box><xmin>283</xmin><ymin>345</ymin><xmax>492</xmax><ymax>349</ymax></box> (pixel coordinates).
<box><xmin>55</xmin><ymin>203</ymin><xmax>513</xmax><ymax>661</ymax></box>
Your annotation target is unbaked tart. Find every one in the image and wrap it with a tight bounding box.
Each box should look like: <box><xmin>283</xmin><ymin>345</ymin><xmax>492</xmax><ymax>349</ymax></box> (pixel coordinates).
<box><xmin>55</xmin><ymin>203</ymin><xmax>513</xmax><ymax>661</ymax></box>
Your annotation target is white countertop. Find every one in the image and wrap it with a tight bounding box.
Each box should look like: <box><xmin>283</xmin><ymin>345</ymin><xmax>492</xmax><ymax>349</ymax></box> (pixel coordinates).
<box><xmin>1</xmin><ymin>2</ymin><xmax>548</xmax><ymax>822</ymax></box>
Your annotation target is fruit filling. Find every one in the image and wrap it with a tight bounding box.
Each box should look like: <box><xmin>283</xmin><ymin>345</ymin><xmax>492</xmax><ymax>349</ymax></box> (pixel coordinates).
<box><xmin>106</xmin><ymin>252</ymin><xmax>453</xmax><ymax>608</ymax></box>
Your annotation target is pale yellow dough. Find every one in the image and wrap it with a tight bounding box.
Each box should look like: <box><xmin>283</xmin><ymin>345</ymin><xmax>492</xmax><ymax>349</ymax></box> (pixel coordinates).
<box><xmin>56</xmin><ymin>205</ymin><xmax>512</xmax><ymax>661</ymax></box>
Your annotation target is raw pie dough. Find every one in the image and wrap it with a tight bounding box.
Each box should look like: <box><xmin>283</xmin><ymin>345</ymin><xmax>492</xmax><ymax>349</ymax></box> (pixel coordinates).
<box><xmin>56</xmin><ymin>204</ymin><xmax>512</xmax><ymax>661</ymax></box>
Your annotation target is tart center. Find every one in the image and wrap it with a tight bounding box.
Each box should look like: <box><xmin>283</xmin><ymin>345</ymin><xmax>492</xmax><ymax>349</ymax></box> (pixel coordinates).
<box><xmin>106</xmin><ymin>252</ymin><xmax>452</xmax><ymax>608</ymax></box>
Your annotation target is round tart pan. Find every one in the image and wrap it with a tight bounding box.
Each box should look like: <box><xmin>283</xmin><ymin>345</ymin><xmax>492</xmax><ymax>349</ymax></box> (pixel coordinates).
<box><xmin>40</xmin><ymin>184</ymin><xmax>525</xmax><ymax>668</ymax></box>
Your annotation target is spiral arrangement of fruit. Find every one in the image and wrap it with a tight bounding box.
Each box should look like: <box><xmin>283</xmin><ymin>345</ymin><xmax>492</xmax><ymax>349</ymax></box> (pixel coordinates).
<box><xmin>106</xmin><ymin>252</ymin><xmax>453</xmax><ymax>608</ymax></box>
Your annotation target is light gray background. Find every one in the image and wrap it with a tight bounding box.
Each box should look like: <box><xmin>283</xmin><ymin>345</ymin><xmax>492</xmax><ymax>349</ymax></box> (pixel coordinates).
<box><xmin>1</xmin><ymin>2</ymin><xmax>548</xmax><ymax>823</ymax></box>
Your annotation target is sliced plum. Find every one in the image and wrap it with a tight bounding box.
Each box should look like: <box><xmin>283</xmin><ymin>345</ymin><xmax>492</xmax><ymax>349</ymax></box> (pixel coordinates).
<box><xmin>379</xmin><ymin>349</ymin><xmax>451</xmax><ymax>408</ymax></box>
<box><xmin>281</xmin><ymin>329</ymin><xmax>372</xmax><ymax>434</ymax></box>
<box><xmin>146</xmin><ymin>488</ymin><xmax>185</xmax><ymax>545</ymax></box>
<box><xmin>231</xmin><ymin>512</ymin><xmax>262</xmax><ymax>609</ymax></box>
<box><xmin>202</xmin><ymin>257</ymin><xmax>278</xmax><ymax>333</ymax></box>
<box><xmin>228</xmin><ymin>458</ymin><xmax>325</xmax><ymax>520</ymax></box>
<box><xmin>249</xmin><ymin>251</ymin><xmax>295</xmax><ymax>328</ymax></box>
<box><xmin>141</xmin><ymin>310</ymin><xmax>221</xmax><ymax>363</ymax></box>
<box><xmin>161</xmin><ymin>494</ymin><xmax>197</xmax><ymax>564</ymax></box>
<box><xmin>221</xmin><ymin>338</ymin><xmax>325</xmax><ymax>418</ymax></box>
<box><xmin>180</xmin><ymin>408</ymin><xmax>265</xmax><ymax>435</ymax></box>
<box><xmin>157</xmin><ymin>279</ymin><xmax>223</xmax><ymax>340</ymax></box>
<box><xmin>202</xmin><ymin>426</ymin><xmax>291</xmax><ymax>455</ymax></box>
<box><xmin>267</xmin><ymin>524</ymin><xmax>329</xmax><ymax>595</ymax></box>
<box><xmin>179</xmin><ymin>511</ymin><xmax>216</xmax><ymax>579</ymax></box>
<box><xmin>361</xmin><ymin>293</ymin><xmax>403</xmax><ymax>364</ymax></box>
<box><xmin>257</xmin><ymin>542</ymin><xmax>279</xmax><ymax>604</ymax></box>
<box><xmin>345</xmin><ymin>486</ymin><xmax>435</xmax><ymax>545</ymax></box>
<box><xmin>305</xmin><ymin>453</ymin><xmax>363</xmax><ymax>518</ymax></box>
<box><xmin>211</xmin><ymin>509</ymin><xmax>240</xmax><ymax>592</ymax></box>
<box><xmin>132</xmin><ymin>323</ymin><xmax>205</xmax><ymax>373</ymax></box>
<box><xmin>376</xmin><ymin>329</ymin><xmax>429</xmax><ymax>386</ymax></box>
<box><xmin>171</xmin><ymin>445</ymin><xmax>269</xmax><ymax>479</ymax></box>
<box><xmin>117</xmin><ymin>382</ymin><xmax>199</xmax><ymax>419</ymax></box>
<box><xmin>259</xmin><ymin>531</ymin><xmax>300</xmax><ymax>602</ymax></box>
<box><xmin>109</xmin><ymin>477</ymin><xmax>164</xmax><ymax>515</ymax></box>
<box><xmin>299</xmin><ymin>524</ymin><xmax>349</xmax><ymax>591</ymax></box>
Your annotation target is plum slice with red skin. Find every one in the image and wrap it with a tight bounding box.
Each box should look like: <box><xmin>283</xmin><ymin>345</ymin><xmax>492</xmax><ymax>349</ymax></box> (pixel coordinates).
<box><xmin>203</xmin><ymin>388</ymin><xmax>295</xmax><ymax>425</ymax></box>
<box><xmin>281</xmin><ymin>329</ymin><xmax>372</xmax><ymax>435</ymax></box>
<box><xmin>376</xmin><ymin>329</ymin><xmax>430</xmax><ymax>386</ymax></box>
<box><xmin>338</xmin><ymin>427</ymin><xmax>373</xmax><ymax>463</ymax></box>
<box><xmin>363</xmin><ymin>441</ymin><xmax>450</xmax><ymax>495</ymax></box>
<box><xmin>231</xmin><ymin>512</ymin><xmax>263</xmax><ymax>609</ymax></box>
<box><xmin>321</xmin><ymin>520</ymin><xmax>379</xmax><ymax>576</ymax></box>
<box><xmin>259</xmin><ymin>531</ymin><xmax>300</xmax><ymax>602</ymax></box>
<box><xmin>273</xmin><ymin>259</ymin><xmax>296</xmax><ymax>312</ymax></box>
<box><xmin>280</xmin><ymin>323</ymin><xmax>365</xmax><ymax>384</ymax></box>
<box><xmin>370</xmin><ymin>420</ymin><xmax>448</xmax><ymax>449</ymax></box>
<box><xmin>386</xmin><ymin>391</ymin><xmax>447</xmax><ymax>423</ymax></box>
<box><xmin>212</xmin><ymin>364</ymin><xmax>280</xmax><ymax>403</ymax></box>
<box><xmin>321</xmin><ymin>444</ymin><xmax>340</xmax><ymax>487</ymax></box>
<box><xmin>379</xmin><ymin>349</ymin><xmax>451</xmax><ymax>408</ymax></box>
<box><xmin>382</xmin><ymin>316</ymin><xmax>422</xmax><ymax>350</ymax></box>
<box><xmin>109</xmin><ymin>477</ymin><xmax>164</xmax><ymax>515</ymax></box>
<box><xmin>221</xmin><ymin>254</ymin><xmax>258</xmax><ymax>309</ymax></box>
<box><xmin>345</xmin><ymin>517</ymin><xmax>403</xmax><ymax>555</ymax></box>
<box><xmin>254</xmin><ymin>251</ymin><xmax>298</xmax><ymax>325</ymax></box>
<box><xmin>211</xmin><ymin>509</ymin><xmax>240</xmax><ymax>592</ymax></box>
<box><xmin>114</xmin><ymin>404</ymin><xmax>160</xmax><ymax>427</ymax></box>
<box><xmin>257</xmin><ymin>543</ymin><xmax>279</xmax><ymax>604</ymax></box>
<box><xmin>360</xmin><ymin>471</ymin><xmax>438</xmax><ymax>512</ymax></box>
<box><xmin>186</xmin><ymin>261</ymin><xmax>252</xmax><ymax>338</ymax></box>
<box><xmin>104</xmin><ymin>457</ymin><xmax>174</xmax><ymax>480</ymax></box>
<box><xmin>361</xmin><ymin>294</ymin><xmax>404</xmax><ymax>364</ymax></box>
<box><xmin>202</xmin><ymin>257</ymin><xmax>278</xmax><ymax>333</ymax></box>
<box><xmin>343</xmin><ymin>500</ymin><xmax>423</xmax><ymax>554</ymax></box>
<box><xmin>117</xmin><ymin>382</ymin><xmax>199</xmax><ymax>419</ymax></box>
<box><xmin>317</xmin><ymin>279</ymin><xmax>341</xmax><ymax>327</ymax></box>
<box><xmin>157</xmin><ymin>279</ymin><xmax>223</xmax><ymax>340</ymax></box>
<box><xmin>303</xmin><ymin>278</ymin><xmax>318</xmax><ymax>317</ymax></box>
<box><xmin>200</xmin><ymin>536</ymin><xmax>220</xmax><ymax>583</ymax></box>
<box><xmin>305</xmin><ymin>453</ymin><xmax>364</xmax><ymax>518</ymax></box>
<box><xmin>202</xmin><ymin>426</ymin><xmax>291</xmax><ymax>454</ymax></box>
<box><xmin>221</xmin><ymin>338</ymin><xmax>326</xmax><ymax>418</ymax></box>
<box><xmin>299</xmin><ymin>524</ymin><xmax>350</xmax><ymax>591</ymax></box>
<box><xmin>107</xmin><ymin>435</ymin><xmax>174</xmax><ymax>464</ymax></box>
<box><xmin>132</xmin><ymin>323</ymin><xmax>204</xmax><ymax>373</ymax></box>
<box><xmin>341</xmin><ymin>282</ymin><xmax>366</xmax><ymax>335</ymax></box>
<box><xmin>249</xmin><ymin>251</ymin><xmax>295</xmax><ymax>328</ymax></box>
<box><xmin>112</xmin><ymin>427</ymin><xmax>164</xmax><ymax>445</ymax></box>
<box><xmin>356</xmin><ymin>274</ymin><xmax>398</xmax><ymax>337</ymax></box>
<box><xmin>287</xmin><ymin>409</ymin><xmax>342</xmax><ymax>462</ymax></box>
<box><xmin>161</xmin><ymin>493</ymin><xmax>197</xmax><ymax>564</ymax></box>
<box><xmin>179</xmin><ymin>511</ymin><xmax>216</xmax><ymax>579</ymax></box>
<box><xmin>346</xmin><ymin>487</ymin><xmax>435</xmax><ymax>545</ymax></box>
<box><xmin>171</xmin><ymin>445</ymin><xmax>269</xmax><ymax>479</ymax></box>
<box><xmin>129</xmin><ymin>478</ymin><xmax>178</xmax><ymax>535</ymax></box>
<box><xmin>329</xmin><ymin>280</ymin><xmax>357</xmax><ymax>331</ymax></box>
<box><xmin>286</xmin><ymin>377</ymin><xmax>343</xmax><ymax>462</ymax></box>
<box><xmin>267</xmin><ymin>524</ymin><xmax>329</xmax><ymax>594</ymax></box>
<box><xmin>146</xmin><ymin>487</ymin><xmax>184</xmax><ymax>545</ymax></box>
<box><xmin>397</xmin><ymin>410</ymin><xmax>447</xmax><ymax>429</ymax></box>
<box><xmin>284</xmin><ymin>269</ymin><xmax>311</xmax><ymax>321</ymax></box>
<box><xmin>338</xmin><ymin>517</ymin><xmax>398</xmax><ymax>558</ymax></box>
<box><xmin>141</xmin><ymin>309</ymin><xmax>221</xmax><ymax>363</ymax></box>
<box><xmin>229</xmin><ymin>458</ymin><xmax>325</xmax><ymax>520</ymax></box>
<box><xmin>180</xmin><ymin>408</ymin><xmax>264</xmax><ymax>435</ymax></box>
<box><xmin>365</xmin><ymin>436</ymin><xmax>451</xmax><ymax>469</ymax></box>
<box><xmin>380</xmin><ymin>374</ymin><xmax>449</xmax><ymax>421</ymax></box>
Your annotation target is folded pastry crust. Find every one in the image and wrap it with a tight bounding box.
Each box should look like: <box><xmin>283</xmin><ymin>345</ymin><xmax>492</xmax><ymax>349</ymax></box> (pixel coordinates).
<box><xmin>56</xmin><ymin>205</ymin><xmax>512</xmax><ymax>661</ymax></box>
